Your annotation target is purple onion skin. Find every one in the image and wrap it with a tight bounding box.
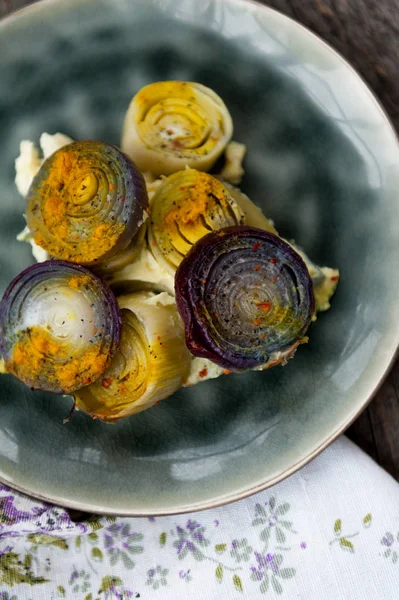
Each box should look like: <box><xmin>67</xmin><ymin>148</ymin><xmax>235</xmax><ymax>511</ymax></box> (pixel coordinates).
<box><xmin>175</xmin><ymin>226</ymin><xmax>315</xmax><ymax>370</ymax></box>
<box><xmin>106</xmin><ymin>144</ymin><xmax>149</xmax><ymax>255</ymax></box>
<box><xmin>26</xmin><ymin>141</ymin><xmax>149</xmax><ymax>265</ymax></box>
<box><xmin>0</xmin><ymin>260</ymin><xmax>121</xmax><ymax>394</ymax></box>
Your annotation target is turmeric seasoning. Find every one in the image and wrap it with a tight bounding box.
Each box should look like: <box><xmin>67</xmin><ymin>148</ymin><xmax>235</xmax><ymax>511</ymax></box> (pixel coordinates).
<box><xmin>9</xmin><ymin>326</ymin><xmax>109</xmax><ymax>393</ymax></box>
<box><xmin>27</xmin><ymin>144</ymin><xmax>126</xmax><ymax>264</ymax></box>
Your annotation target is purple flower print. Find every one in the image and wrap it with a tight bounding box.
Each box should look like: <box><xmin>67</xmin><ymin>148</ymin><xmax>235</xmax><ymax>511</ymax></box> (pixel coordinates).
<box><xmin>0</xmin><ymin>494</ymin><xmax>48</xmax><ymax>525</ymax></box>
<box><xmin>173</xmin><ymin>520</ymin><xmax>210</xmax><ymax>560</ymax></box>
<box><xmin>104</xmin><ymin>523</ymin><xmax>143</xmax><ymax>569</ymax></box>
<box><xmin>252</xmin><ymin>497</ymin><xmax>296</xmax><ymax>549</ymax></box>
<box><xmin>0</xmin><ymin>484</ymin><xmax>81</xmax><ymax>542</ymax></box>
<box><xmin>99</xmin><ymin>576</ymin><xmax>139</xmax><ymax>599</ymax></box>
<box><xmin>68</xmin><ymin>568</ymin><xmax>91</xmax><ymax>594</ymax></box>
<box><xmin>251</xmin><ymin>552</ymin><xmax>280</xmax><ymax>579</ymax></box>
<box><xmin>230</xmin><ymin>538</ymin><xmax>253</xmax><ymax>563</ymax></box>
<box><xmin>250</xmin><ymin>551</ymin><xmax>295</xmax><ymax>594</ymax></box>
<box><xmin>381</xmin><ymin>531</ymin><xmax>399</xmax><ymax>564</ymax></box>
<box><xmin>146</xmin><ymin>565</ymin><xmax>169</xmax><ymax>589</ymax></box>
<box><xmin>381</xmin><ymin>534</ymin><xmax>394</xmax><ymax>547</ymax></box>
<box><xmin>179</xmin><ymin>569</ymin><xmax>192</xmax><ymax>583</ymax></box>
<box><xmin>104</xmin><ymin>583</ymin><xmax>136</xmax><ymax>599</ymax></box>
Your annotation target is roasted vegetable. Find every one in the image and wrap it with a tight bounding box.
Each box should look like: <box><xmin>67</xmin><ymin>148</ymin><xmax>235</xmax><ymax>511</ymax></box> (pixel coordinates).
<box><xmin>0</xmin><ymin>261</ymin><xmax>121</xmax><ymax>393</ymax></box>
<box><xmin>175</xmin><ymin>226</ymin><xmax>314</xmax><ymax>370</ymax></box>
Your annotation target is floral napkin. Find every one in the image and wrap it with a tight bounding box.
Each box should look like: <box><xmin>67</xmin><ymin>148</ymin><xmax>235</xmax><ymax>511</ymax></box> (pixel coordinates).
<box><xmin>0</xmin><ymin>436</ymin><xmax>398</xmax><ymax>599</ymax></box>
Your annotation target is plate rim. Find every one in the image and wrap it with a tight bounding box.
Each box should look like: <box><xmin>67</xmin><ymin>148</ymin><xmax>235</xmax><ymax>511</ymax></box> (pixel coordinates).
<box><xmin>0</xmin><ymin>0</ymin><xmax>398</xmax><ymax>516</ymax></box>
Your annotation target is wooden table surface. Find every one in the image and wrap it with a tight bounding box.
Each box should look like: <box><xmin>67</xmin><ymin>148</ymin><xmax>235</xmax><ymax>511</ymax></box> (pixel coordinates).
<box><xmin>1</xmin><ymin>0</ymin><xmax>398</xmax><ymax>481</ymax></box>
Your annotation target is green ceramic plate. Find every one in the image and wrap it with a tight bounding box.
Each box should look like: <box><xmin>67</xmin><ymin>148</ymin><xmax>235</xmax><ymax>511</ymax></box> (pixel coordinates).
<box><xmin>0</xmin><ymin>0</ymin><xmax>398</xmax><ymax>515</ymax></box>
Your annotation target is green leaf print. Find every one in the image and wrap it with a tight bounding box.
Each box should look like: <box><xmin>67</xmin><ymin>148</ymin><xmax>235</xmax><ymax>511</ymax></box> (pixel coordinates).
<box><xmin>276</xmin><ymin>503</ymin><xmax>290</xmax><ymax>516</ymax></box>
<box><xmin>339</xmin><ymin>538</ymin><xmax>354</xmax><ymax>553</ymax></box>
<box><xmin>91</xmin><ymin>548</ymin><xmax>103</xmax><ymax>560</ymax></box>
<box><xmin>233</xmin><ymin>574</ymin><xmax>243</xmax><ymax>592</ymax></box>
<box><xmin>57</xmin><ymin>586</ymin><xmax>66</xmax><ymax>597</ymax></box>
<box><xmin>279</xmin><ymin>520</ymin><xmax>294</xmax><ymax>531</ymax></box>
<box><xmin>215</xmin><ymin>544</ymin><xmax>227</xmax><ymax>553</ymax></box>
<box><xmin>0</xmin><ymin>551</ymin><xmax>48</xmax><ymax>587</ymax></box>
<box><xmin>260</xmin><ymin>528</ymin><xmax>270</xmax><ymax>543</ymax></box>
<box><xmin>275</xmin><ymin>528</ymin><xmax>286</xmax><ymax>544</ymax></box>
<box><xmin>160</xmin><ymin>532</ymin><xmax>167</xmax><ymax>546</ymax></box>
<box><xmin>87</xmin><ymin>515</ymin><xmax>114</xmax><ymax>532</ymax></box>
<box><xmin>215</xmin><ymin>564</ymin><xmax>223</xmax><ymax>582</ymax></box>
<box><xmin>334</xmin><ymin>520</ymin><xmax>342</xmax><ymax>535</ymax></box>
<box><xmin>280</xmin><ymin>568</ymin><xmax>296</xmax><ymax>579</ymax></box>
<box><xmin>271</xmin><ymin>575</ymin><xmax>283</xmax><ymax>595</ymax></box>
<box><xmin>27</xmin><ymin>534</ymin><xmax>68</xmax><ymax>550</ymax></box>
<box><xmin>259</xmin><ymin>574</ymin><xmax>269</xmax><ymax>594</ymax></box>
<box><xmin>84</xmin><ymin>595</ymin><xmax>93</xmax><ymax>600</ymax></box>
<box><xmin>24</xmin><ymin>554</ymin><xmax>32</xmax><ymax>569</ymax></box>
<box><xmin>75</xmin><ymin>536</ymin><xmax>82</xmax><ymax>549</ymax></box>
<box><xmin>122</xmin><ymin>552</ymin><xmax>134</xmax><ymax>569</ymax></box>
<box><xmin>88</xmin><ymin>532</ymin><xmax>99</xmax><ymax>543</ymax></box>
<box><xmin>363</xmin><ymin>514</ymin><xmax>372</xmax><ymax>528</ymax></box>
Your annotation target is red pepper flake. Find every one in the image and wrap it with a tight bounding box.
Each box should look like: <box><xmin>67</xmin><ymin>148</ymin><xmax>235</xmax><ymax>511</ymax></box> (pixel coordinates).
<box><xmin>272</xmin><ymin>277</ymin><xmax>277</xmax><ymax>283</ymax></box>
<box><xmin>254</xmin><ymin>265</ymin><xmax>261</xmax><ymax>271</ymax></box>
<box><xmin>102</xmin><ymin>377</ymin><xmax>113</xmax><ymax>388</ymax></box>
<box><xmin>254</xmin><ymin>281</ymin><xmax>259</xmax><ymax>286</ymax></box>
<box><xmin>191</xmin><ymin>342</ymin><xmax>201</xmax><ymax>350</ymax></box>
<box><xmin>215</xmin><ymin>313</ymin><xmax>220</xmax><ymax>317</ymax></box>
<box><xmin>198</xmin><ymin>367</ymin><xmax>208</xmax><ymax>378</ymax></box>
<box><xmin>155</xmin><ymin>400</ymin><xmax>161</xmax><ymax>405</ymax></box>
<box><xmin>224</xmin><ymin>369</ymin><xmax>232</xmax><ymax>375</ymax></box>
<box><xmin>270</xmin><ymin>258</ymin><xmax>278</xmax><ymax>264</ymax></box>
<box><xmin>109</xmin><ymin>184</ymin><xmax>114</xmax><ymax>191</ymax></box>
<box><xmin>179</xmin><ymin>186</ymin><xmax>186</xmax><ymax>191</ymax></box>
<box><xmin>172</xmin><ymin>140</ymin><xmax>183</xmax><ymax>149</ymax></box>
<box><xmin>202</xmin><ymin>279</ymin><xmax>207</xmax><ymax>284</ymax></box>
<box><xmin>253</xmin><ymin>318</ymin><xmax>261</xmax><ymax>326</ymax></box>
<box><xmin>257</xmin><ymin>302</ymin><xmax>272</xmax><ymax>313</ymax></box>
<box><xmin>252</xmin><ymin>242</ymin><xmax>261</xmax><ymax>252</ymax></box>
<box><xmin>157</xmin><ymin>335</ymin><xmax>161</xmax><ymax>340</ymax></box>
<box><xmin>331</xmin><ymin>275</ymin><xmax>339</xmax><ymax>281</ymax></box>
<box><xmin>152</xmin><ymin>241</ymin><xmax>157</xmax><ymax>246</ymax></box>
<box><xmin>121</xmin><ymin>197</ymin><xmax>125</xmax><ymax>202</ymax></box>
<box><xmin>260</xmin><ymin>333</ymin><xmax>266</xmax><ymax>339</ymax></box>
<box><xmin>82</xmin><ymin>378</ymin><xmax>91</xmax><ymax>386</ymax></box>
<box><xmin>120</xmin><ymin>386</ymin><xmax>126</xmax><ymax>394</ymax></box>
<box><xmin>93</xmin><ymin>329</ymin><xmax>97</xmax><ymax>335</ymax></box>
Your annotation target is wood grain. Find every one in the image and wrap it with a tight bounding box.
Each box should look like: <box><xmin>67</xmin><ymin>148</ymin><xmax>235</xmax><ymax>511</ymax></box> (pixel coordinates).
<box><xmin>1</xmin><ymin>0</ymin><xmax>398</xmax><ymax>484</ymax></box>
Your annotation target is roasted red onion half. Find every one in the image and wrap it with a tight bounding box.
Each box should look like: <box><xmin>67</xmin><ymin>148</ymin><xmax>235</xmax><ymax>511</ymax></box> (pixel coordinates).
<box><xmin>0</xmin><ymin>261</ymin><xmax>121</xmax><ymax>393</ymax></box>
<box><xmin>26</xmin><ymin>141</ymin><xmax>148</xmax><ymax>265</ymax></box>
<box><xmin>175</xmin><ymin>226</ymin><xmax>314</xmax><ymax>370</ymax></box>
